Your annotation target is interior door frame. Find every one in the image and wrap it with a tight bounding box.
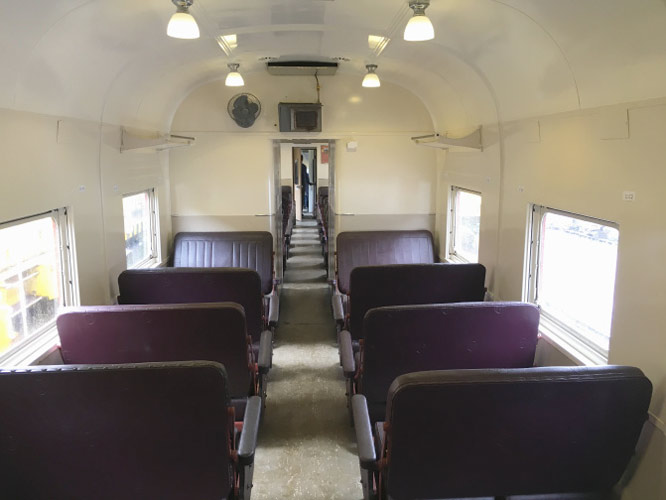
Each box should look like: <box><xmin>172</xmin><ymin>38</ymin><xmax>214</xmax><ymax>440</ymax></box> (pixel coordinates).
<box><xmin>272</xmin><ymin>139</ymin><xmax>336</xmax><ymax>281</ymax></box>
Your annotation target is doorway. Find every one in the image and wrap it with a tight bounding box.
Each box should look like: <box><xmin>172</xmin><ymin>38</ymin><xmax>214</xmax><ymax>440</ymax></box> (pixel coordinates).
<box><xmin>293</xmin><ymin>147</ymin><xmax>317</xmax><ymax>219</ymax></box>
<box><xmin>273</xmin><ymin>140</ymin><xmax>335</xmax><ymax>282</ymax></box>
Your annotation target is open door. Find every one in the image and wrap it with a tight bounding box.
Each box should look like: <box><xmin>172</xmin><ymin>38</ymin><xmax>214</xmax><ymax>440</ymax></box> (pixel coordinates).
<box><xmin>292</xmin><ymin>147</ymin><xmax>316</xmax><ymax>219</ymax></box>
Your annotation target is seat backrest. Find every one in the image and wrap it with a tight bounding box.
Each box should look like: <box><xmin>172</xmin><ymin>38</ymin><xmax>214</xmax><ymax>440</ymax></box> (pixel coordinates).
<box><xmin>0</xmin><ymin>362</ymin><xmax>235</xmax><ymax>500</ymax></box>
<box><xmin>282</xmin><ymin>186</ymin><xmax>293</xmax><ymax>212</ymax></box>
<box><xmin>317</xmin><ymin>186</ymin><xmax>328</xmax><ymax>205</ymax></box>
<box><xmin>383</xmin><ymin>366</ymin><xmax>652</xmax><ymax>500</ymax></box>
<box><xmin>360</xmin><ymin>302</ymin><xmax>539</xmax><ymax>418</ymax></box>
<box><xmin>348</xmin><ymin>263</ymin><xmax>486</xmax><ymax>338</ymax></box>
<box><xmin>117</xmin><ymin>268</ymin><xmax>264</xmax><ymax>340</ymax></box>
<box><xmin>57</xmin><ymin>303</ymin><xmax>253</xmax><ymax>400</ymax></box>
<box><xmin>172</xmin><ymin>231</ymin><xmax>273</xmax><ymax>295</ymax></box>
<box><xmin>335</xmin><ymin>230</ymin><xmax>435</xmax><ymax>294</ymax></box>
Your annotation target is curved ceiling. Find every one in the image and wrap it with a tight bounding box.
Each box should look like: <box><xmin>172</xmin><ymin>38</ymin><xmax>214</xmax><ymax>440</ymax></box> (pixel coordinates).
<box><xmin>1</xmin><ymin>0</ymin><xmax>665</xmax><ymax>131</ymax></box>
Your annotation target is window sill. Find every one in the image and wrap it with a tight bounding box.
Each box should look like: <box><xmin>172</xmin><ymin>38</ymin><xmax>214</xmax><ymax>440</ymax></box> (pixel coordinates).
<box><xmin>538</xmin><ymin>317</ymin><xmax>608</xmax><ymax>367</ymax></box>
<box><xmin>446</xmin><ymin>254</ymin><xmax>470</xmax><ymax>264</ymax></box>
<box><xmin>0</xmin><ymin>328</ymin><xmax>60</xmax><ymax>367</ymax></box>
<box><xmin>130</xmin><ymin>257</ymin><xmax>164</xmax><ymax>270</ymax></box>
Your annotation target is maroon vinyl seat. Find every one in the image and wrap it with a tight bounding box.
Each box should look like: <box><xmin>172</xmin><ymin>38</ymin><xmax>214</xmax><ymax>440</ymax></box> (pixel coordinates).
<box><xmin>352</xmin><ymin>366</ymin><xmax>652</xmax><ymax>500</ymax></box>
<box><xmin>282</xmin><ymin>186</ymin><xmax>294</xmax><ymax>265</ymax></box>
<box><xmin>0</xmin><ymin>361</ymin><xmax>261</xmax><ymax>500</ymax></box>
<box><xmin>56</xmin><ymin>303</ymin><xmax>271</xmax><ymax>415</ymax></box>
<box><xmin>316</xmin><ymin>187</ymin><xmax>329</xmax><ymax>266</ymax></box>
<box><xmin>342</xmin><ymin>302</ymin><xmax>539</xmax><ymax>422</ymax></box>
<box><xmin>332</xmin><ymin>230</ymin><xmax>437</xmax><ymax>326</ymax></box>
<box><xmin>338</xmin><ymin>263</ymin><xmax>486</xmax><ymax>365</ymax></box>
<box><xmin>117</xmin><ymin>268</ymin><xmax>272</xmax><ymax>366</ymax></box>
<box><xmin>316</xmin><ymin>186</ymin><xmax>328</xmax><ymax>227</ymax></box>
<box><xmin>171</xmin><ymin>231</ymin><xmax>278</xmax><ymax>327</ymax></box>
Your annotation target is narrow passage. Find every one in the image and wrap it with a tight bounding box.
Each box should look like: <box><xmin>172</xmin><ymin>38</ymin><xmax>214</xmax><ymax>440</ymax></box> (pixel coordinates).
<box><xmin>253</xmin><ymin>219</ymin><xmax>362</xmax><ymax>499</ymax></box>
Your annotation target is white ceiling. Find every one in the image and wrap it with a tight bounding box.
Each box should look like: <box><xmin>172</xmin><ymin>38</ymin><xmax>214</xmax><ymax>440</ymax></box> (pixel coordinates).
<box><xmin>1</xmin><ymin>0</ymin><xmax>665</xmax><ymax>130</ymax></box>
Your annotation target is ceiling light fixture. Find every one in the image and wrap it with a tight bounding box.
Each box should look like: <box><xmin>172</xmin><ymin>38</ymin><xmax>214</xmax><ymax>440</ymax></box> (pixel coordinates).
<box><xmin>362</xmin><ymin>64</ymin><xmax>381</xmax><ymax>88</ymax></box>
<box><xmin>225</xmin><ymin>63</ymin><xmax>245</xmax><ymax>87</ymax></box>
<box><xmin>167</xmin><ymin>0</ymin><xmax>200</xmax><ymax>40</ymax></box>
<box><xmin>404</xmin><ymin>0</ymin><xmax>434</xmax><ymax>41</ymax></box>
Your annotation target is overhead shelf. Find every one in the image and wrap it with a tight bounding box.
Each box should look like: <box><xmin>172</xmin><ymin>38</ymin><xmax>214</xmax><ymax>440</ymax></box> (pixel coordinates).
<box><xmin>411</xmin><ymin>127</ymin><xmax>483</xmax><ymax>152</ymax></box>
<box><xmin>121</xmin><ymin>128</ymin><xmax>195</xmax><ymax>153</ymax></box>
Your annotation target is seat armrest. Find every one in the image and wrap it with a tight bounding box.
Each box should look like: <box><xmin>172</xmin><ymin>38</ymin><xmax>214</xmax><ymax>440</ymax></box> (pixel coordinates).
<box><xmin>268</xmin><ymin>290</ymin><xmax>279</xmax><ymax>327</ymax></box>
<box><xmin>339</xmin><ymin>330</ymin><xmax>356</xmax><ymax>377</ymax></box>
<box><xmin>332</xmin><ymin>292</ymin><xmax>345</xmax><ymax>326</ymax></box>
<box><xmin>238</xmin><ymin>396</ymin><xmax>262</xmax><ymax>466</ymax></box>
<box><xmin>258</xmin><ymin>330</ymin><xmax>273</xmax><ymax>374</ymax></box>
<box><xmin>352</xmin><ymin>395</ymin><xmax>377</xmax><ymax>470</ymax></box>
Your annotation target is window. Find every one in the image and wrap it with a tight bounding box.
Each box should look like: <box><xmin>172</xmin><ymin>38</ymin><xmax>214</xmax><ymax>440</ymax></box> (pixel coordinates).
<box><xmin>122</xmin><ymin>190</ymin><xmax>159</xmax><ymax>268</ymax></box>
<box><xmin>449</xmin><ymin>187</ymin><xmax>482</xmax><ymax>263</ymax></box>
<box><xmin>0</xmin><ymin>210</ymin><xmax>77</xmax><ymax>362</ymax></box>
<box><xmin>525</xmin><ymin>206</ymin><xmax>619</xmax><ymax>363</ymax></box>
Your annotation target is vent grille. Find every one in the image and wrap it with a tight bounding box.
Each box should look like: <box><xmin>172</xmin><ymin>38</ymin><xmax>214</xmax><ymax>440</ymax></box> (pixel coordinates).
<box><xmin>267</xmin><ymin>61</ymin><xmax>338</xmax><ymax>76</ymax></box>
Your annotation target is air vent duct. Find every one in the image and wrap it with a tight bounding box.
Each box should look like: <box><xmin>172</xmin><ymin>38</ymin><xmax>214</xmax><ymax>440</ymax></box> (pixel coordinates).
<box><xmin>278</xmin><ymin>103</ymin><xmax>322</xmax><ymax>132</ymax></box>
<box><xmin>267</xmin><ymin>61</ymin><xmax>338</xmax><ymax>76</ymax></box>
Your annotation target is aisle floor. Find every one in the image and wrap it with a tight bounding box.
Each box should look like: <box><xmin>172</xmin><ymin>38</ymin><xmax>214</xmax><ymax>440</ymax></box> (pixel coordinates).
<box><xmin>252</xmin><ymin>219</ymin><xmax>363</xmax><ymax>500</ymax></box>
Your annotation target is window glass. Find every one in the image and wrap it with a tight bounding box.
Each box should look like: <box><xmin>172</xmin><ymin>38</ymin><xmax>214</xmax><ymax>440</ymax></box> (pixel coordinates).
<box><xmin>123</xmin><ymin>191</ymin><xmax>156</xmax><ymax>268</ymax></box>
<box><xmin>0</xmin><ymin>215</ymin><xmax>63</xmax><ymax>357</ymax></box>
<box><xmin>529</xmin><ymin>207</ymin><xmax>619</xmax><ymax>359</ymax></box>
<box><xmin>450</xmin><ymin>187</ymin><xmax>481</xmax><ymax>263</ymax></box>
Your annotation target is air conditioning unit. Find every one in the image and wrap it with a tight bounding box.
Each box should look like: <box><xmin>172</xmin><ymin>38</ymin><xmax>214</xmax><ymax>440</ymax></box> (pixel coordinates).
<box><xmin>278</xmin><ymin>103</ymin><xmax>322</xmax><ymax>132</ymax></box>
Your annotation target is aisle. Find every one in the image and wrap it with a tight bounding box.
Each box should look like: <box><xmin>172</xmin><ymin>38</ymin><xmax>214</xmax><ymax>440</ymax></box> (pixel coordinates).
<box><xmin>252</xmin><ymin>219</ymin><xmax>362</xmax><ymax>499</ymax></box>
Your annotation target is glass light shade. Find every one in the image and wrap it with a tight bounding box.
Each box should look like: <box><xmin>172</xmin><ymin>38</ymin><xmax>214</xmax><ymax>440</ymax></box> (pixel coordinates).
<box><xmin>167</xmin><ymin>11</ymin><xmax>200</xmax><ymax>39</ymax></box>
<box><xmin>362</xmin><ymin>72</ymin><xmax>381</xmax><ymax>88</ymax></box>
<box><xmin>404</xmin><ymin>14</ymin><xmax>434</xmax><ymax>41</ymax></box>
<box><xmin>225</xmin><ymin>71</ymin><xmax>245</xmax><ymax>87</ymax></box>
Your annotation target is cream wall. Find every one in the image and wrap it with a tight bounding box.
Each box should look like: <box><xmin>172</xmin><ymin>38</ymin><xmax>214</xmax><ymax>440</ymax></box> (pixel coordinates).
<box><xmin>169</xmin><ymin>74</ymin><xmax>436</xmax><ymax>236</ymax></box>
<box><xmin>435</xmin><ymin>126</ymin><xmax>503</xmax><ymax>292</ymax></box>
<box><xmin>335</xmin><ymin>135</ymin><xmax>436</xmax><ymax>215</ymax></box>
<box><xmin>169</xmin><ymin>133</ymin><xmax>274</xmax><ymax>217</ymax></box>
<box><xmin>0</xmin><ymin>107</ymin><xmax>172</xmax><ymax>307</ymax></box>
<box><xmin>98</xmin><ymin>126</ymin><xmax>172</xmax><ymax>298</ymax></box>
<box><xmin>437</xmin><ymin>100</ymin><xmax>666</xmax><ymax>499</ymax></box>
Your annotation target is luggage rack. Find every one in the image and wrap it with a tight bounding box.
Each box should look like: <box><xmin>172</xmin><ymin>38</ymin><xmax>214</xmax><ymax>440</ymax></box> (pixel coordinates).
<box><xmin>411</xmin><ymin>127</ymin><xmax>482</xmax><ymax>151</ymax></box>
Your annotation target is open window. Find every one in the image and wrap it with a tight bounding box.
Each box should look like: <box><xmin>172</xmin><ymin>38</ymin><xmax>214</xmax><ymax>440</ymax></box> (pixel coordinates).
<box><xmin>122</xmin><ymin>189</ymin><xmax>159</xmax><ymax>268</ymax></box>
<box><xmin>525</xmin><ymin>206</ymin><xmax>619</xmax><ymax>364</ymax></box>
<box><xmin>0</xmin><ymin>209</ymin><xmax>77</xmax><ymax>364</ymax></box>
<box><xmin>449</xmin><ymin>186</ymin><xmax>482</xmax><ymax>263</ymax></box>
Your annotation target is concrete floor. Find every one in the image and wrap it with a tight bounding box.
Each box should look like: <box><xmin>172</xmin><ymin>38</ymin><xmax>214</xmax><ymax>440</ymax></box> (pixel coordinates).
<box><xmin>252</xmin><ymin>220</ymin><xmax>363</xmax><ymax>500</ymax></box>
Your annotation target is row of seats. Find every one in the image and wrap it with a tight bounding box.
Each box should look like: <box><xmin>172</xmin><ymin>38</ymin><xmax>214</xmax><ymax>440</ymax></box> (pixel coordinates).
<box><xmin>0</xmin><ymin>228</ymin><xmax>653</xmax><ymax>499</ymax></box>
<box><xmin>316</xmin><ymin>186</ymin><xmax>329</xmax><ymax>266</ymax></box>
<box><xmin>330</xmin><ymin>229</ymin><xmax>653</xmax><ymax>499</ymax></box>
<box><xmin>1</xmin><ymin>230</ymin><xmax>282</xmax><ymax>500</ymax></box>
<box><xmin>171</xmin><ymin>231</ymin><xmax>278</xmax><ymax>310</ymax></box>
<box><xmin>281</xmin><ymin>185</ymin><xmax>294</xmax><ymax>267</ymax></box>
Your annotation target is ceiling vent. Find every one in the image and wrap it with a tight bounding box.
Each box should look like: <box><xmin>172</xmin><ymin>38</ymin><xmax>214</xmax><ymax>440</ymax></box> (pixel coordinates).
<box><xmin>266</xmin><ymin>60</ymin><xmax>338</xmax><ymax>76</ymax></box>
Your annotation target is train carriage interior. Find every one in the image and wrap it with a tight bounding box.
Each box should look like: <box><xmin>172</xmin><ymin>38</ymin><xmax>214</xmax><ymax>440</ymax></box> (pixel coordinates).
<box><xmin>0</xmin><ymin>1</ymin><xmax>665</xmax><ymax>499</ymax></box>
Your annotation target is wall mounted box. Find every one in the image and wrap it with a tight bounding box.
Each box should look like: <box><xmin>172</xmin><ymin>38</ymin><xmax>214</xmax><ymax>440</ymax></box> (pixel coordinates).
<box><xmin>278</xmin><ymin>103</ymin><xmax>322</xmax><ymax>132</ymax></box>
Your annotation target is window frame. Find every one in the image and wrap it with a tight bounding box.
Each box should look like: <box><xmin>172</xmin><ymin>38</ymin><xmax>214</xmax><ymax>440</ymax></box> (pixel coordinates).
<box><xmin>0</xmin><ymin>208</ymin><xmax>78</xmax><ymax>365</ymax></box>
<box><xmin>448</xmin><ymin>186</ymin><xmax>482</xmax><ymax>264</ymax></box>
<box><xmin>122</xmin><ymin>188</ymin><xmax>160</xmax><ymax>269</ymax></box>
<box><xmin>524</xmin><ymin>204</ymin><xmax>619</xmax><ymax>365</ymax></box>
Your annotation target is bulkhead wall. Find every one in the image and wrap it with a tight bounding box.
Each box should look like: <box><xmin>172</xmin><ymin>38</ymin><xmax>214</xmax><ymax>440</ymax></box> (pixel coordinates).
<box><xmin>169</xmin><ymin>74</ymin><xmax>439</xmax><ymax>236</ymax></box>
